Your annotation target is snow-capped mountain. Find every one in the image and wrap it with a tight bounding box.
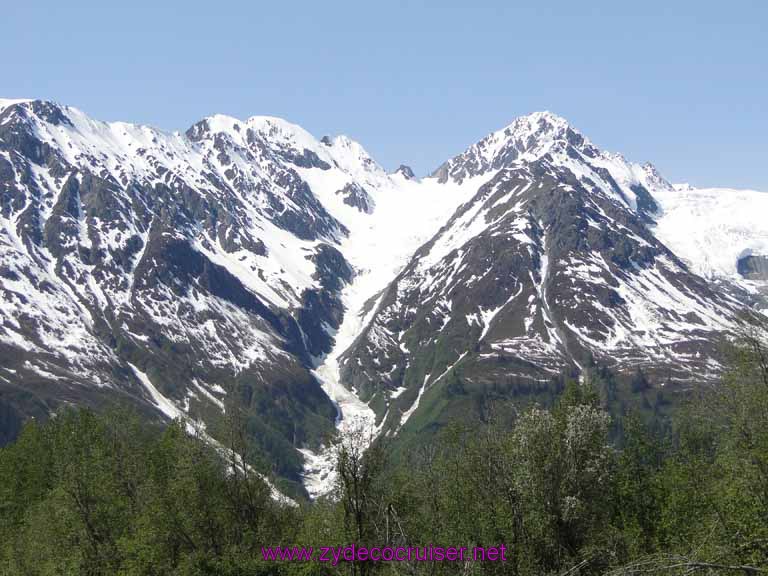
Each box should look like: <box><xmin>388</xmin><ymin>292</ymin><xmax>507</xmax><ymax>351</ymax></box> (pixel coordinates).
<box><xmin>0</xmin><ymin>99</ymin><xmax>376</xmax><ymax>484</ymax></box>
<box><xmin>339</xmin><ymin>112</ymin><xmax>762</xmax><ymax>444</ymax></box>
<box><xmin>0</xmin><ymin>100</ymin><xmax>765</xmax><ymax>495</ymax></box>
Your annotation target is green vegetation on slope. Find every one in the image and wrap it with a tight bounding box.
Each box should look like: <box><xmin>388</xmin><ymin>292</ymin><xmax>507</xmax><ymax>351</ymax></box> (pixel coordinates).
<box><xmin>1</xmin><ymin>332</ymin><xmax>767</xmax><ymax>575</ymax></box>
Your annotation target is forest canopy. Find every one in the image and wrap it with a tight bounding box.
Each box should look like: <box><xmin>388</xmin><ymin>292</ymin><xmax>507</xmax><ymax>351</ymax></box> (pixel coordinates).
<box><xmin>1</xmin><ymin>332</ymin><xmax>767</xmax><ymax>576</ymax></box>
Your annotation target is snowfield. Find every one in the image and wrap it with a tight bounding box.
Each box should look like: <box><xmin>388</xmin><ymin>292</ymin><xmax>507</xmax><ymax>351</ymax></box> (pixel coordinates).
<box><xmin>653</xmin><ymin>185</ymin><xmax>768</xmax><ymax>289</ymax></box>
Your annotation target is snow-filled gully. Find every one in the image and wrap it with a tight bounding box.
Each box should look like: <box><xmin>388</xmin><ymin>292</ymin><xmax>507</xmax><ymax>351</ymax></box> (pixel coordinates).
<box><xmin>296</xmin><ymin>170</ymin><xmax>490</xmax><ymax>497</ymax></box>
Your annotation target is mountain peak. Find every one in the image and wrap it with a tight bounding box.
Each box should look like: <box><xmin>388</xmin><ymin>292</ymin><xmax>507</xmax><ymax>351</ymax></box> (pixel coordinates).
<box><xmin>495</xmin><ymin>109</ymin><xmax>591</xmax><ymax>156</ymax></box>
<box><xmin>321</xmin><ymin>134</ymin><xmax>385</xmax><ymax>177</ymax></box>
<box><xmin>0</xmin><ymin>98</ymin><xmax>34</xmax><ymax>113</ymax></box>
<box><xmin>245</xmin><ymin>115</ymin><xmax>315</xmax><ymax>140</ymax></box>
<box><xmin>187</xmin><ymin>113</ymin><xmax>320</xmax><ymax>153</ymax></box>
<box><xmin>431</xmin><ymin>110</ymin><xmax>595</xmax><ymax>184</ymax></box>
<box><xmin>504</xmin><ymin>110</ymin><xmax>572</xmax><ymax>136</ymax></box>
<box><xmin>393</xmin><ymin>164</ymin><xmax>416</xmax><ymax>179</ymax></box>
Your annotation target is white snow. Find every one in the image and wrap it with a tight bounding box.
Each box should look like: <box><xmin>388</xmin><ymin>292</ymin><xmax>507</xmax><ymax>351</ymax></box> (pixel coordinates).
<box><xmin>128</xmin><ymin>362</ymin><xmax>186</xmax><ymax>422</ymax></box>
<box><xmin>398</xmin><ymin>372</ymin><xmax>432</xmax><ymax>430</ymax></box>
<box><xmin>478</xmin><ymin>283</ymin><xmax>523</xmax><ymax>342</ymax></box>
<box><xmin>297</xmin><ymin>167</ymin><xmax>487</xmax><ymax>496</ymax></box>
<box><xmin>652</xmin><ymin>186</ymin><xmax>768</xmax><ymax>286</ymax></box>
<box><xmin>389</xmin><ymin>386</ymin><xmax>407</xmax><ymax>399</ymax></box>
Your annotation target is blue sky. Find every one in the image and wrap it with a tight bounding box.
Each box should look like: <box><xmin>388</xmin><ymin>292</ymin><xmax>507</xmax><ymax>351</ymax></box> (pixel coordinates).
<box><xmin>2</xmin><ymin>1</ymin><xmax>766</xmax><ymax>188</ymax></box>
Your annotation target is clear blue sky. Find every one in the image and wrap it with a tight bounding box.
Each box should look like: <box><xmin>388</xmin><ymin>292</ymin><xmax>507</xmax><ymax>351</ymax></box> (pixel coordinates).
<box><xmin>2</xmin><ymin>1</ymin><xmax>766</xmax><ymax>188</ymax></box>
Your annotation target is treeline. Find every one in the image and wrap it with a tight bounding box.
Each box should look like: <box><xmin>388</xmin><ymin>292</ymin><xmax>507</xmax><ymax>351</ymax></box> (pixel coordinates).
<box><xmin>1</xmin><ymin>334</ymin><xmax>767</xmax><ymax>575</ymax></box>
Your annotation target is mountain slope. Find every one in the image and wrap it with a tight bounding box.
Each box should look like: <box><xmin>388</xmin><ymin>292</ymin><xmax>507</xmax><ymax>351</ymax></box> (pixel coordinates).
<box><xmin>0</xmin><ymin>100</ymin><xmax>392</xmax><ymax>490</ymax></box>
<box><xmin>0</xmin><ymin>101</ymin><xmax>765</xmax><ymax>496</ymax></box>
<box><xmin>338</xmin><ymin>112</ymin><xmax>753</xmax><ymax>442</ymax></box>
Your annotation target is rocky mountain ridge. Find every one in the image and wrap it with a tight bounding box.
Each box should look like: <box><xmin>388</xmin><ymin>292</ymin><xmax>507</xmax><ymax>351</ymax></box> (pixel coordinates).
<box><xmin>0</xmin><ymin>99</ymin><xmax>765</xmax><ymax>495</ymax></box>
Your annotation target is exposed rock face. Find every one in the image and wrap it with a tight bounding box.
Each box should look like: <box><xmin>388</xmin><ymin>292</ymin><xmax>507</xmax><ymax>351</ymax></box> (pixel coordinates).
<box><xmin>335</xmin><ymin>182</ymin><xmax>375</xmax><ymax>214</ymax></box>
<box><xmin>395</xmin><ymin>164</ymin><xmax>415</xmax><ymax>179</ymax></box>
<box><xmin>738</xmin><ymin>254</ymin><xmax>768</xmax><ymax>281</ymax></box>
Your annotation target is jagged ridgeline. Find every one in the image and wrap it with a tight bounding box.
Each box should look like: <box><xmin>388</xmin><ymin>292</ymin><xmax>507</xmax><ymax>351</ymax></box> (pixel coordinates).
<box><xmin>1</xmin><ymin>99</ymin><xmax>766</xmax><ymax>495</ymax></box>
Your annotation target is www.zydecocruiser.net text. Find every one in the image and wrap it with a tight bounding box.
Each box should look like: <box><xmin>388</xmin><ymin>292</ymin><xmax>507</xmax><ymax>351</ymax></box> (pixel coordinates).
<box><xmin>262</xmin><ymin>544</ymin><xmax>508</xmax><ymax>565</ymax></box>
